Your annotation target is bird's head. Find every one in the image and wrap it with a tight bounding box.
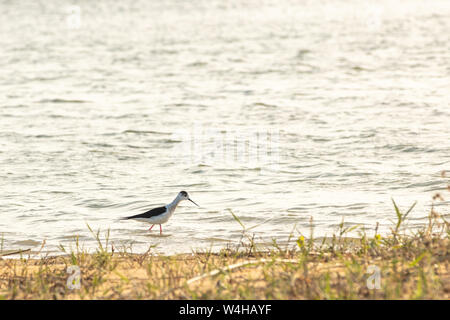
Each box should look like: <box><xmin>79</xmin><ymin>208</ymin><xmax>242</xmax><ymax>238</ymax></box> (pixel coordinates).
<box><xmin>178</xmin><ymin>191</ymin><xmax>199</xmax><ymax>207</ymax></box>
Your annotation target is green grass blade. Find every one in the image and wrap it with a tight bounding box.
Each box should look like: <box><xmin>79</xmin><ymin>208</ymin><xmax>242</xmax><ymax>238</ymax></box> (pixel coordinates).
<box><xmin>228</xmin><ymin>209</ymin><xmax>246</xmax><ymax>230</ymax></box>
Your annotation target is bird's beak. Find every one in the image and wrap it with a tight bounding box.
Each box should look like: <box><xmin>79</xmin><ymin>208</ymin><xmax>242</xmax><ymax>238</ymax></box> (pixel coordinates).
<box><xmin>188</xmin><ymin>198</ymin><xmax>199</xmax><ymax>207</ymax></box>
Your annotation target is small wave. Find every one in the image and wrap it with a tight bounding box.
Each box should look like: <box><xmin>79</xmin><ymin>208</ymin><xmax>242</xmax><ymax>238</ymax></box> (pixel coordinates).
<box><xmin>381</xmin><ymin>144</ymin><xmax>438</xmax><ymax>153</ymax></box>
<box><xmin>251</xmin><ymin>102</ymin><xmax>278</xmax><ymax>108</ymax></box>
<box><xmin>13</xmin><ymin>239</ymin><xmax>42</xmax><ymax>246</ymax></box>
<box><xmin>186</xmin><ymin>61</ymin><xmax>208</xmax><ymax>67</ymax></box>
<box><xmin>122</xmin><ymin>130</ymin><xmax>168</xmax><ymax>135</ymax></box>
<box><xmin>37</xmin><ymin>98</ymin><xmax>89</xmax><ymax>104</ymax></box>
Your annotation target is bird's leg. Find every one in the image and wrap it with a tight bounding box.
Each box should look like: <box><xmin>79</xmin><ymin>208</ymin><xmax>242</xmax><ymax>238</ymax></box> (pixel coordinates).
<box><xmin>159</xmin><ymin>224</ymin><xmax>162</xmax><ymax>235</ymax></box>
<box><xmin>148</xmin><ymin>225</ymin><xmax>154</xmax><ymax>231</ymax></box>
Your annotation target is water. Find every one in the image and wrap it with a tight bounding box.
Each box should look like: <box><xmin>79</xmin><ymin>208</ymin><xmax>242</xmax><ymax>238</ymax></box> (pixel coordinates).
<box><xmin>1</xmin><ymin>0</ymin><xmax>449</xmax><ymax>256</ymax></box>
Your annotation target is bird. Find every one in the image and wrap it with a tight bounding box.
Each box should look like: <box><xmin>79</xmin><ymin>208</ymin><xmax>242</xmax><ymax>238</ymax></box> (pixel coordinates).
<box><xmin>122</xmin><ymin>191</ymin><xmax>199</xmax><ymax>235</ymax></box>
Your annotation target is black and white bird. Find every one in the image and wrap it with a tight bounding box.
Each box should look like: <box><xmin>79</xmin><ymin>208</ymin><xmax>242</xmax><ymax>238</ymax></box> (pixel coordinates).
<box><xmin>122</xmin><ymin>191</ymin><xmax>199</xmax><ymax>235</ymax></box>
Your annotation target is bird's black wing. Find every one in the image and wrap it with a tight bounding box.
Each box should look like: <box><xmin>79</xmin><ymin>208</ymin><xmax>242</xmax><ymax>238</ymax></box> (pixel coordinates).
<box><xmin>123</xmin><ymin>206</ymin><xmax>166</xmax><ymax>219</ymax></box>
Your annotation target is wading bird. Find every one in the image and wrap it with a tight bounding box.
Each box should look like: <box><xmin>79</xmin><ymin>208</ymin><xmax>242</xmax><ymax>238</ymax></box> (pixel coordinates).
<box><xmin>123</xmin><ymin>191</ymin><xmax>199</xmax><ymax>235</ymax></box>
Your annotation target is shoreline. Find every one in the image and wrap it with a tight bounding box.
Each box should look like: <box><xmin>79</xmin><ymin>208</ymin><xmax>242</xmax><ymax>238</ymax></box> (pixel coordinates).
<box><xmin>0</xmin><ymin>235</ymin><xmax>381</xmax><ymax>261</ymax></box>
<box><xmin>1</xmin><ymin>228</ymin><xmax>448</xmax><ymax>299</ymax></box>
<box><xmin>2</xmin><ymin>200</ymin><xmax>449</xmax><ymax>299</ymax></box>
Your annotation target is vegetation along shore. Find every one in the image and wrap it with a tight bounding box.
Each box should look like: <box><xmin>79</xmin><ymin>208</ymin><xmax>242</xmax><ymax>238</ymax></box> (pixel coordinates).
<box><xmin>1</xmin><ymin>177</ymin><xmax>449</xmax><ymax>299</ymax></box>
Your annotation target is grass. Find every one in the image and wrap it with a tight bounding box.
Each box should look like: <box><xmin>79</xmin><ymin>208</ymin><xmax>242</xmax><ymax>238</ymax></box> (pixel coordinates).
<box><xmin>0</xmin><ymin>180</ymin><xmax>449</xmax><ymax>299</ymax></box>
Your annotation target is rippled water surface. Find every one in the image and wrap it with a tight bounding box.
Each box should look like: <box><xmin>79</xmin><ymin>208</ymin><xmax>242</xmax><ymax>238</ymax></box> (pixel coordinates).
<box><xmin>1</xmin><ymin>0</ymin><xmax>449</xmax><ymax>256</ymax></box>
